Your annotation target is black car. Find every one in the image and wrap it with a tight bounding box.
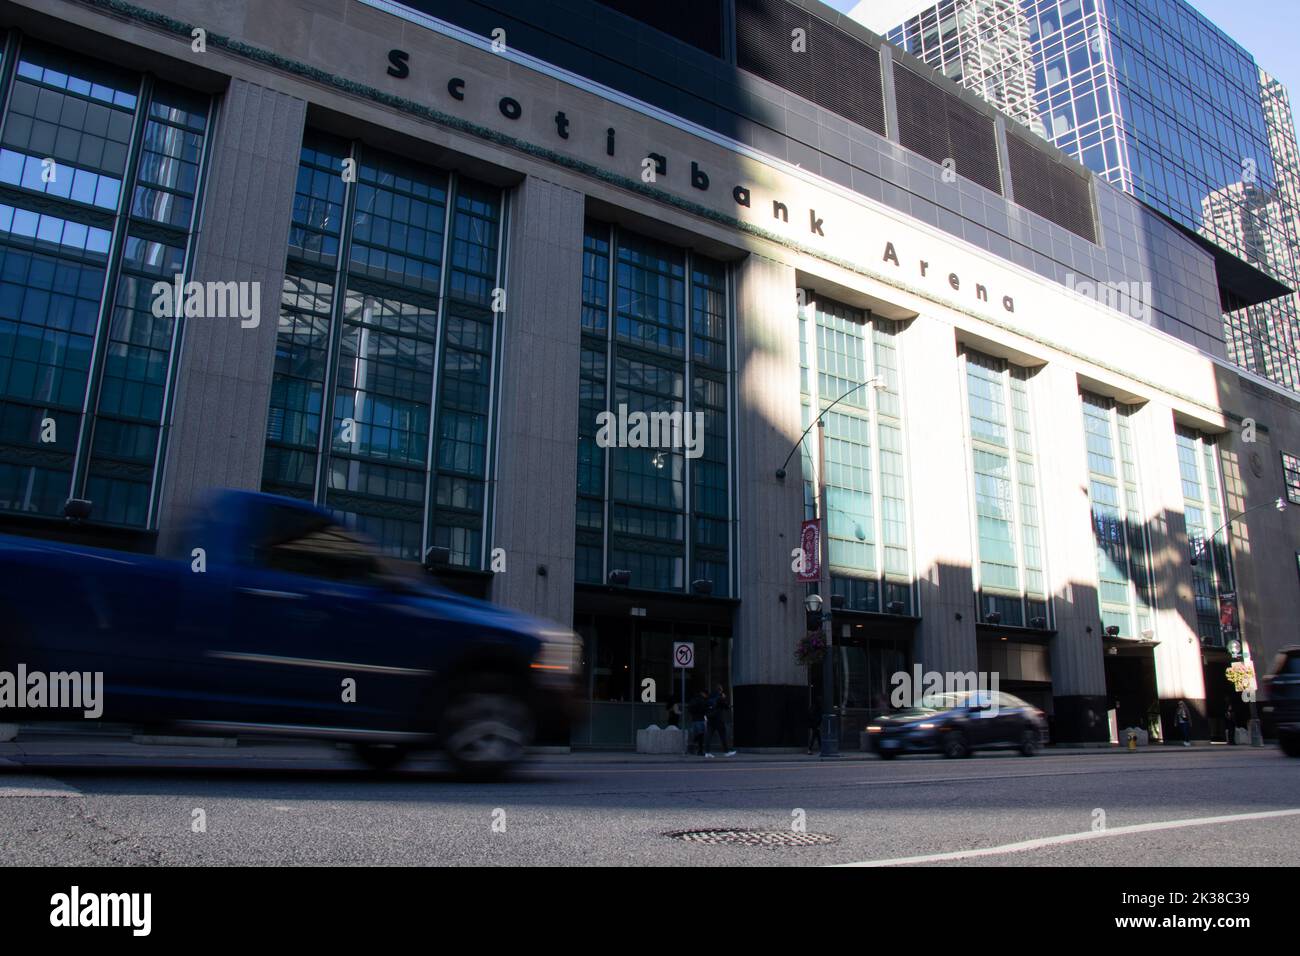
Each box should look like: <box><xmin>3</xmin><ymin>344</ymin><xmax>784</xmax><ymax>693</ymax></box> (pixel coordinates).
<box><xmin>1260</xmin><ymin>646</ymin><xmax>1300</xmax><ymax>757</ymax></box>
<box><xmin>866</xmin><ymin>690</ymin><xmax>1048</xmax><ymax>759</ymax></box>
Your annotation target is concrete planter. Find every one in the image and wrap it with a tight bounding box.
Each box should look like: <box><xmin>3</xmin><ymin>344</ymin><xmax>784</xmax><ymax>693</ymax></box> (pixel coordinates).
<box><xmin>636</xmin><ymin>725</ymin><xmax>685</xmax><ymax>754</ymax></box>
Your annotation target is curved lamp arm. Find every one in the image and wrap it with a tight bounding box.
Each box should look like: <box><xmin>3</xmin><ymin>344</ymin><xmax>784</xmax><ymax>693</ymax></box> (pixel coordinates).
<box><xmin>775</xmin><ymin>378</ymin><xmax>883</xmax><ymax>480</ymax></box>
<box><xmin>1190</xmin><ymin>497</ymin><xmax>1286</xmax><ymax>564</ymax></box>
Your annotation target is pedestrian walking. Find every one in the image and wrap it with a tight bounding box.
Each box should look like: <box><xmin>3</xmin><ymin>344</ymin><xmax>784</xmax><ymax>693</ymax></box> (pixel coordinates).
<box><xmin>1224</xmin><ymin>698</ymin><xmax>1236</xmax><ymax>745</ymax></box>
<box><xmin>687</xmin><ymin>689</ymin><xmax>711</xmax><ymax>757</ymax></box>
<box><xmin>807</xmin><ymin>693</ymin><xmax>822</xmax><ymax>755</ymax></box>
<box><xmin>707</xmin><ymin>684</ymin><xmax>736</xmax><ymax>756</ymax></box>
<box><xmin>1176</xmin><ymin>699</ymin><xmax>1191</xmax><ymax>747</ymax></box>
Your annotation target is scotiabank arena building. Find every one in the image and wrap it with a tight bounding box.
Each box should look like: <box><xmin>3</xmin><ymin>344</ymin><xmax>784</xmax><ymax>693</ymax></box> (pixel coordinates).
<box><xmin>2</xmin><ymin>0</ymin><xmax>1298</xmax><ymax>747</ymax></box>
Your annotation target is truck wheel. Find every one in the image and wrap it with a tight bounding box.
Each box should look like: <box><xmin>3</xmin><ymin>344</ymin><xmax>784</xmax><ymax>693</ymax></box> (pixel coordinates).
<box><xmin>353</xmin><ymin>743</ymin><xmax>411</xmax><ymax>772</ymax></box>
<box><xmin>440</xmin><ymin>678</ymin><xmax>534</xmax><ymax>779</ymax></box>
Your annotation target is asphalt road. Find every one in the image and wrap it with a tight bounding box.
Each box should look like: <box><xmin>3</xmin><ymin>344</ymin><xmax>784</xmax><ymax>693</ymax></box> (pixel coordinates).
<box><xmin>1</xmin><ymin>744</ymin><xmax>1296</xmax><ymax>866</ymax></box>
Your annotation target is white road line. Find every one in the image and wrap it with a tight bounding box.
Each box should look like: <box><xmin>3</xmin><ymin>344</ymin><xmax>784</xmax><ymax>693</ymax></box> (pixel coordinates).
<box><xmin>836</xmin><ymin>807</ymin><xmax>1300</xmax><ymax>866</ymax></box>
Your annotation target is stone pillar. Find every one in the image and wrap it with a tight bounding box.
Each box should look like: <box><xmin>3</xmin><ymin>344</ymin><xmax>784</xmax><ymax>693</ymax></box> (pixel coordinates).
<box><xmin>1030</xmin><ymin>362</ymin><xmax>1108</xmax><ymax>741</ymax></box>
<box><xmin>899</xmin><ymin>314</ymin><xmax>977</xmax><ymax>675</ymax></box>
<box><xmin>156</xmin><ymin>79</ymin><xmax>307</xmax><ymax>545</ymax></box>
<box><xmin>488</xmin><ymin>176</ymin><xmax>585</xmax><ymax>627</ymax></box>
<box><xmin>732</xmin><ymin>254</ymin><xmax>807</xmax><ymax>746</ymax></box>
<box><xmin>1132</xmin><ymin>400</ymin><xmax>1207</xmax><ymax>739</ymax></box>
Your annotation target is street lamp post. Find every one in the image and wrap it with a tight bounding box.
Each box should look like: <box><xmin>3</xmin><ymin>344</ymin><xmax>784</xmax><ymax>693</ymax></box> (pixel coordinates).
<box><xmin>1191</xmin><ymin>496</ymin><xmax>1286</xmax><ymax>748</ymax></box>
<box><xmin>777</xmin><ymin>376</ymin><xmax>883</xmax><ymax>759</ymax></box>
<box><xmin>816</xmin><ymin>418</ymin><xmax>838</xmax><ymax>757</ymax></box>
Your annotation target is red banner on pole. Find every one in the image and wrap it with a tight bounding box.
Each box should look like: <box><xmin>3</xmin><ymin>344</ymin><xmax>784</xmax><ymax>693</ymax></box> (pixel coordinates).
<box><xmin>796</xmin><ymin>519</ymin><xmax>821</xmax><ymax>582</ymax></box>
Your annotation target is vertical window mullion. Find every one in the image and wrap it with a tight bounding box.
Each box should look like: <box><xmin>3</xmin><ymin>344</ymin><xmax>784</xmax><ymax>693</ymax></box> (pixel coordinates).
<box><xmin>601</xmin><ymin>225</ymin><xmax>615</xmax><ymax>584</ymax></box>
<box><xmin>683</xmin><ymin>248</ymin><xmax>693</xmax><ymax>590</ymax></box>
<box><xmin>69</xmin><ymin>71</ymin><xmax>151</xmax><ymax>502</ymax></box>
<box><xmin>421</xmin><ymin>170</ymin><xmax>456</xmax><ymax>559</ymax></box>
<box><xmin>312</xmin><ymin>140</ymin><xmax>359</xmax><ymax>507</ymax></box>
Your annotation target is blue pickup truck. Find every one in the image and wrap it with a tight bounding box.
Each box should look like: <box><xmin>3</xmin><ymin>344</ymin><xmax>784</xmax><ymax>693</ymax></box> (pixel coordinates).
<box><xmin>0</xmin><ymin>491</ymin><xmax>580</xmax><ymax>777</ymax></box>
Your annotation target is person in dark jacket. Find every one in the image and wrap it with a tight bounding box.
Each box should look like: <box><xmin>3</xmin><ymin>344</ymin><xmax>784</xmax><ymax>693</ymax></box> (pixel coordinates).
<box><xmin>1224</xmin><ymin>698</ymin><xmax>1237</xmax><ymax>745</ymax></box>
<box><xmin>807</xmin><ymin>694</ymin><xmax>822</xmax><ymax>755</ymax></box>
<box><xmin>687</xmin><ymin>690</ymin><xmax>711</xmax><ymax>756</ymax></box>
<box><xmin>707</xmin><ymin>684</ymin><xmax>736</xmax><ymax>757</ymax></box>
<box><xmin>1176</xmin><ymin>699</ymin><xmax>1191</xmax><ymax>746</ymax></box>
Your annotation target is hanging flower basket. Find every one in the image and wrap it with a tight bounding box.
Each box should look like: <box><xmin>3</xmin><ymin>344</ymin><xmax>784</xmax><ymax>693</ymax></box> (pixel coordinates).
<box><xmin>795</xmin><ymin>633</ymin><xmax>827</xmax><ymax>666</ymax></box>
<box><xmin>1225</xmin><ymin>662</ymin><xmax>1254</xmax><ymax>693</ymax></box>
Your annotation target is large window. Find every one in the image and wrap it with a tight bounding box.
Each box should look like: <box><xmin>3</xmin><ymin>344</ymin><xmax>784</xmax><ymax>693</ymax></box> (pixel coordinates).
<box><xmin>263</xmin><ymin>132</ymin><xmax>503</xmax><ymax>565</ymax></box>
<box><xmin>799</xmin><ymin>294</ymin><xmax>912</xmax><ymax>613</ymax></box>
<box><xmin>1176</xmin><ymin>426</ymin><xmax>1232</xmax><ymax>647</ymax></box>
<box><xmin>1081</xmin><ymin>392</ymin><xmax>1154</xmax><ymax>638</ymax></box>
<box><xmin>0</xmin><ymin>42</ymin><xmax>210</xmax><ymax>527</ymax></box>
<box><xmin>576</xmin><ymin>221</ymin><xmax>732</xmax><ymax>595</ymax></box>
<box><xmin>961</xmin><ymin>349</ymin><xmax>1047</xmax><ymax>627</ymax></box>
<box><xmin>1283</xmin><ymin>452</ymin><xmax>1300</xmax><ymax>506</ymax></box>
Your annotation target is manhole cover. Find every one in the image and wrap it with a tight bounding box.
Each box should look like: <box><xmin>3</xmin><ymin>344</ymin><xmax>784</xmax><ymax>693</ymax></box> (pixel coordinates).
<box><xmin>664</xmin><ymin>828</ymin><xmax>837</xmax><ymax>847</ymax></box>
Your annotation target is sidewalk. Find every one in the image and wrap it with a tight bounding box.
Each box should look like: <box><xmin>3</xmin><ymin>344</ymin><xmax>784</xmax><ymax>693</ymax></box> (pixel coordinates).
<box><xmin>0</xmin><ymin>725</ymin><xmax>1258</xmax><ymax>767</ymax></box>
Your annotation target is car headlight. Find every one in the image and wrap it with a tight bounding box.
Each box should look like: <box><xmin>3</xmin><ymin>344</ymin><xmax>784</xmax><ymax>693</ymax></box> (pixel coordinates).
<box><xmin>867</xmin><ymin>725</ymin><xmax>882</xmax><ymax>734</ymax></box>
<box><xmin>531</xmin><ymin>629</ymin><xmax>581</xmax><ymax>676</ymax></box>
<box><xmin>918</xmin><ymin>722</ymin><xmax>937</xmax><ymax>730</ymax></box>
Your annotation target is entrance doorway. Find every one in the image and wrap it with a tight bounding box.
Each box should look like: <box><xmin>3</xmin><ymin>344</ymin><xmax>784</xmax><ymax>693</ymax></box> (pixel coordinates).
<box><xmin>572</xmin><ymin>611</ymin><xmax>733</xmax><ymax>749</ymax></box>
<box><xmin>1104</xmin><ymin>645</ymin><xmax>1159</xmax><ymax>741</ymax></box>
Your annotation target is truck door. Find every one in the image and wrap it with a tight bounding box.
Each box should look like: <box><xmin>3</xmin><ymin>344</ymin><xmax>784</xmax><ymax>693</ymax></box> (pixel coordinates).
<box><xmin>213</xmin><ymin>505</ymin><xmax>434</xmax><ymax>732</ymax></box>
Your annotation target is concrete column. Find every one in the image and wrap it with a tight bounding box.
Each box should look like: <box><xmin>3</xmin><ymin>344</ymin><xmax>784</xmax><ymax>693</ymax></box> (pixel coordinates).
<box><xmin>899</xmin><ymin>314</ymin><xmax>976</xmax><ymax>675</ymax></box>
<box><xmin>1030</xmin><ymin>362</ymin><xmax>1108</xmax><ymax>741</ymax></box>
<box><xmin>488</xmin><ymin>176</ymin><xmax>585</xmax><ymax>626</ymax></box>
<box><xmin>732</xmin><ymin>254</ymin><xmax>807</xmax><ymax>746</ymax></box>
<box><xmin>156</xmin><ymin>79</ymin><xmax>307</xmax><ymax>545</ymax></box>
<box><xmin>1132</xmin><ymin>400</ymin><xmax>1207</xmax><ymax>738</ymax></box>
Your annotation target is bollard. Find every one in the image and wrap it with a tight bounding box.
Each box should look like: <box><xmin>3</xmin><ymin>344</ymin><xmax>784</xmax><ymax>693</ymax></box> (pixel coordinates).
<box><xmin>1127</xmin><ymin>730</ymin><xmax>1137</xmax><ymax>751</ymax></box>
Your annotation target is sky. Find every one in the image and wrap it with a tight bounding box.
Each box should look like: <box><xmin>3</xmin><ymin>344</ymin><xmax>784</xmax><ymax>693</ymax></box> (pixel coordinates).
<box><xmin>826</xmin><ymin>0</ymin><xmax>1300</xmax><ymax>135</ymax></box>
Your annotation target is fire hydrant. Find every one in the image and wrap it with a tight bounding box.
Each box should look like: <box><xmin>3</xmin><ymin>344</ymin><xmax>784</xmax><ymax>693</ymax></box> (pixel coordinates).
<box><xmin>1127</xmin><ymin>730</ymin><xmax>1138</xmax><ymax>751</ymax></box>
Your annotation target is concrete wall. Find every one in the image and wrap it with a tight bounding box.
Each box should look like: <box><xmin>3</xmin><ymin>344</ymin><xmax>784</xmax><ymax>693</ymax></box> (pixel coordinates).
<box><xmin>731</xmin><ymin>254</ymin><xmax>809</xmax><ymax>745</ymax></box>
<box><xmin>156</xmin><ymin>79</ymin><xmax>306</xmax><ymax>545</ymax></box>
<box><xmin>1132</xmin><ymin>398</ymin><xmax>1208</xmax><ymax>736</ymax></box>
<box><xmin>1030</xmin><ymin>361</ymin><xmax>1108</xmax><ymax>739</ymax></box>
<box><xmin>489</xmin><ymin>176</ymin><xmax>585</xmax><ymax>624</ymax></box>
<box><xmin>900</xmin><ymin>313</ymin><xmax>977</xmax><ymax>674</ymax></box>
<box><xmin>1215</xmin><ymin>371</ymin><xmax>1300</xmax><ymax>695</ymax></box>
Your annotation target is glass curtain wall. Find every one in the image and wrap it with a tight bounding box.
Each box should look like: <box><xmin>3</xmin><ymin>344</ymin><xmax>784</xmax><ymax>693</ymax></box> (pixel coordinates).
<box><xmin>1081</xmin><ymin>391</ymin><xmax>1154</xmax><ymax>637</ymax></box>
<box><xmin>961</xmin><ymin>348</ymin><xmax>1048</xmax><ymax>627</ymax></box>
<box><xmin>0</xmin><ymin>39</ymin><xmax>210</xmax><ymax>526</ymax></box>
<box><xmin>575</xmin><ymin>220</ymin><xmax>732</xmax><ymax>596</ymax></box>
<box><xmin>1176</xmin><ymin>426</ymin><xmax>1232</xmax><ymax>646</ymax></box>
<box><xmin>263</xmin><ymin>130</ymin><xmax>503</xmax><ymax>565</ymax></box>
<box><xmin>798</xmin><ymin>294</ymin><xmax>912</xmax><ymax>613</ymax></box>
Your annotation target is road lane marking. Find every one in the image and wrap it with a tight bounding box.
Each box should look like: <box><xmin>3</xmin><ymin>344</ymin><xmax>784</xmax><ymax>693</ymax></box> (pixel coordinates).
<box><xmin>835</xmin><ymin>807</ymin><xmax>1300</xmax><ymax>866</ymax></box>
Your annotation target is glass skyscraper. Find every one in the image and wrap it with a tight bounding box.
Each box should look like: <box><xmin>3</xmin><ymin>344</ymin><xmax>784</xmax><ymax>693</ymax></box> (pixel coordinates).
<box><xmin>872</xmin><ymin>0</ymin><xmax>1300</xmax><ymax>392</ymax></box>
